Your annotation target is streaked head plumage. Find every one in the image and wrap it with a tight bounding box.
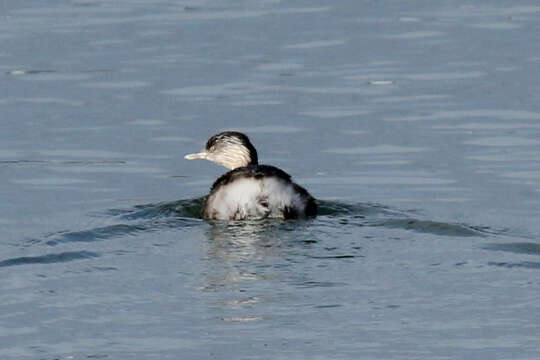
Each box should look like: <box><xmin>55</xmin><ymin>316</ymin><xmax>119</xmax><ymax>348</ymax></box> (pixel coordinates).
<box><xmin>185</xmin><ymin>131</ymin><xmax>258</xmax><ymax>170</ymax></box>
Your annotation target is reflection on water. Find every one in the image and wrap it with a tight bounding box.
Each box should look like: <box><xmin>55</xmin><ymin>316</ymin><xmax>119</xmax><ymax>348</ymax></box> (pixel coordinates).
<box><xmin>202</xmin><ymin>221</ymin><xmax>301</xmax><ymax>291</ymax></box>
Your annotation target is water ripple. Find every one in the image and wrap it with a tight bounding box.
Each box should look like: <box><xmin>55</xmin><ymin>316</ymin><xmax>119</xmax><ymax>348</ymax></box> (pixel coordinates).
<box><xmin>370</xmin><ymin>219</ymin><xmax>480</xmax><ymax>237</ymax></box>
<box><xmin>318</xmin><ymin>200</ymin><xmax>483</xmax><ymax>237</ymax></box>
<box><xmin>46</xmin><ymin>224</ymin><xmax>149</xmax><ymax>246</ymax></box>
<box><xmin>488</xmin><ymin>261</ymin><xmax>540</xmax><ymax>269</ymax></box>
<box><xmin>483</xmin><ymin>242</ymin><xmax>540</xmax><ymax>255</ymax></box>
<box><xmin>109</xmin><ymin>198</ymin><xmax>204</xmax><ymax>220</ymax></box>
<box><xmin>0</xmin><ymin>251</ymin><xmax>99</xmax><ymax>267</ymax></box>
<box><xmin>24</xmin><ymin>198</ymin><xmax>487</xmax><ymax>256</ymax></box>
<box><xmin>33</xmin><ymin>199</ymin><xmax>205</xmax><ymax>247</ymax></box>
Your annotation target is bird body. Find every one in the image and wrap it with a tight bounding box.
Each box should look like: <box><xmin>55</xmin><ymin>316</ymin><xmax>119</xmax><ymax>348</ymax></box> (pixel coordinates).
<box><xmin>185</xmin><ymin>132</ymin><xmax>317</xmax><ymax>220</ymax></box>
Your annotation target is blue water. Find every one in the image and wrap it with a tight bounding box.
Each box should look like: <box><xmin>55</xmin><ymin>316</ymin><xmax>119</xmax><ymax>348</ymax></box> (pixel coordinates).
<box><xmin>2</xmin><ymin>1</ymin><xmax>540</xmax><ymax>358</ymax></box>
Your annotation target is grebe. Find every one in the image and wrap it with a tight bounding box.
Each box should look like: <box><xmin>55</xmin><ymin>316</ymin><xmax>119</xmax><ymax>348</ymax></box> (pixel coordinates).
<box><xmin>185</xmin><ymin>131</ymin><xmax>317</xmax><ymax>220</ymax></box>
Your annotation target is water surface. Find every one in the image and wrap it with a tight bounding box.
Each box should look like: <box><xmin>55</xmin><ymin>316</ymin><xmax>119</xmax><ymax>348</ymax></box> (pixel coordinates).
<box><xmin>2</xmin><ymin>0</ymin><xmax>540</xmax><ymax>359</ymax></box>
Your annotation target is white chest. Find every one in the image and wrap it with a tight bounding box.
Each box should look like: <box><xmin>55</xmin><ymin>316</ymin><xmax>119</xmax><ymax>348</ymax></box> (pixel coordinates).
<box><xmin>204</xmin><ymin>177</ymin><xmax>306</xmax><ymax>220</ymax></box>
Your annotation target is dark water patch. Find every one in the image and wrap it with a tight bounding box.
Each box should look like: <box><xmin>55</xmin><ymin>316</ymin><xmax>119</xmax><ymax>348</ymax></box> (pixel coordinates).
<box><xmin>317</xmin><ymin>201</ymin><xmax>483</xmax><ymax>237</ymax></box>
<box><xmin>470</xmin><ymin>225</ymin><xmax>508</xmax><ymax>235</ymax></box>
<box><xmin>316</xmin><ymin>200</ymin><xmax>397</xmax><ymax>217</ymax></box>
<box><xmin>483</xmin><ymin>242</ymin><xmax>540</xmax><ymax>255</ymax></box>
<box><xmin>107</xmin><ymin>198</ymin><xmax>205</xmax><ymax>220</ymax></box>
<box><xmin>86</xmin><ymin>355</ymin><xmax>109</xmax><ymax>359</ymax></box>
<box><xmin>296</xmin><ymin>281</ymin><xmax>345</xmax><ymax>288</ymax></box>
<box><xmin>46</xmin><ymin>224</ymin><xmax>149</xmax><ymax>246</ymax></box>
<box><xmin>0</xmin><ymin>251</ymin><xmax>99</xmax><ymax>267</ymax></box>
<box><xmin>24</xmin><ymin>200</ymin><xmax>205</xmax><ymax>248</ymax></box>
<box><xmin>91</xmin><ymin>266</ymin><xmax>118</xmax><ymax>271</ymax></box>
<box><xmin>20</xmin><ymin>237</ymin><xmax>42</xmax><ymax>248</ymax></box>
<box><xmin>488</xmin><ymin>261</ymin><xmax>540</xmax><ymax>269</ymax></box>
<box><xmin>308</xmin><ymin>255</ymin><xmax>357</xmax><ymax>259</ymax></box>
<box><xmin>45</xmin><ymin>216</ymin><xmax>201</xmax><ymax>246</ymax></box>
<box><xmin>315</xmin><ymin>304</ymin><xmax>342</xmax><ymax>309</ymax></box>
<box><xmin>0</xmin><ymin>159</ymin><xmax>47</xmax><ymax>165</ymax></box>
<box><xmin>369</xmin><ymin>218</ymin><xmax>482</xmax><ymax>237</ymax></box>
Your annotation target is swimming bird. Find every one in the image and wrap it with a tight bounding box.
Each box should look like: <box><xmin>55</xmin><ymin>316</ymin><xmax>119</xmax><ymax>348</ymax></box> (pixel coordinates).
<box><xmin>185</xmin><ymin>131</ymin><xmax>317</xmax><ymax>220</ymax></box>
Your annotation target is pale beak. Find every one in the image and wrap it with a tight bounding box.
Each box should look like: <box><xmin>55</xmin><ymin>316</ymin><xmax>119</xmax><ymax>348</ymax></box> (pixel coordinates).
<box><xmin>184</xmin><ymin>151</ymin><xmax>208</xmax><ymax>160</ymax></box>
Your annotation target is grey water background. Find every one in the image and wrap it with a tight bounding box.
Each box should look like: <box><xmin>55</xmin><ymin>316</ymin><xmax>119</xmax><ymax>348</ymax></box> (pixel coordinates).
<box><xmin>2</xmin><ymin>0</ymin><xmax>540</xmax><ymax>358</ymax></box>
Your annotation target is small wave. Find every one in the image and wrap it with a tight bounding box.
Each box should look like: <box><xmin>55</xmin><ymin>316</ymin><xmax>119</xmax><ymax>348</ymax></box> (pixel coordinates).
<box><xmin>107</xmin><ymin>198</ymin><xmax>204</xmax><ymax>220</ymax></box>
<box><xmin>44</xmin><ymin>218</ymin><xmax>202</xmax><ymax>246</ymax></box>
<box><xmin>317</xmin><ymin>200</ymin><xmax>483</xmax><ymax>237</ymax></box>
<box><xmin>23</xmin><ymin>198</ymin><xmax>488</xmax><ymax>256</ymax></box>
<box><xmin>41</xmin><ymin>198</ymin><xmax>207</xmax><ymax>246</ymax></box>
<box><xmin>308</xmin><ymin>255</ymin><xmax>357</xmax><ymax>259</ymax></box>
<box><xmin>46</xmin><ymin>224</ymin><xmax>149</xmax><ymax>246</ymax></box>
<box><xmin>316</xmin><ymin>200</ymin><xmax>397</xmax><ymax>217</ymax></box>
<box><xmin>483</xmin><ymin>242</ymin><xmax>540</xmax><ymax>255</ymax></box>
<box><xmin>371</xmin><ymin>218</ymin><xmax>481</xmax><ymax>237</ymax></box>
<box><xmin>105</xmin><ymin>199</ymin><xmax>484</xmax><ymax>238</ymax></box>
<box><xmin>107</xmin><ymin>199</ymin><xmax>483</xmax><ymax>238</ymax></box>
<box><xmin>488</xmin><ymin>261</ymin><xmax>540</xmax><ymax>269</ymax></box>
<box><xmin>0</xmin><ymin>251</ymin><xmax>99</xmax><ymax>267</ymax></box>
